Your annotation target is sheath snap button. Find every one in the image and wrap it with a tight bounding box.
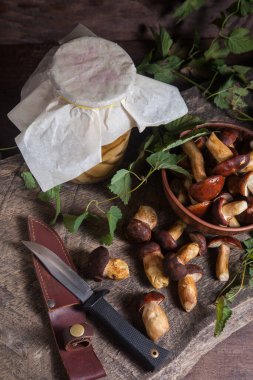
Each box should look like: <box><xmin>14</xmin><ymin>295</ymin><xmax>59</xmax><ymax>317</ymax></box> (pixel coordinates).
<box><xmin>70</xmin><ymin>324</ymin><xmax>85</xmax><ymax>337</ymax></box>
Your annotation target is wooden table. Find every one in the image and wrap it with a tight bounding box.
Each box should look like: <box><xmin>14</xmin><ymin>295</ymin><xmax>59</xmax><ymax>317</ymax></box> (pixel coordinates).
<box><xmin>1</xmin><ymin>2</ymin><xmax>253</xmax><ymax>379</ymax></box>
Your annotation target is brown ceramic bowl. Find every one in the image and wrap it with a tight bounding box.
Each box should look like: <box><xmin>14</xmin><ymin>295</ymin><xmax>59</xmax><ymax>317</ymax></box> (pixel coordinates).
<box><xmin>162</xmin><ymin>121</ymin><xmax>253</xmax><ymax>236</ymax></box>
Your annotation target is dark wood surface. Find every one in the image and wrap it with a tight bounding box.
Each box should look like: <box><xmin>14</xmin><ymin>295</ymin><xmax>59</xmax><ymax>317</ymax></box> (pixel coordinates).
<box><xmin>1</xmin><ymin>1</ymin><xmax>253</xmax><ymax>379</ymax></box>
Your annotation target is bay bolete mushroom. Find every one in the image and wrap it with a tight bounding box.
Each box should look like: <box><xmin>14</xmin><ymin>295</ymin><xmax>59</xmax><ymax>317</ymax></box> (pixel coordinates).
<box><xmin>189</xmin><ymin>175</ymin><xmax>225</xmax><ymax>202</ymax></box>
<box><xmin>188</xmin><ymin>232</ymin><xmax>207</xmax><ymax>256</ymax></box>
<box><xmin>206</xmin><ymin>132</ymin><xmax>234</xmax><ymax>163</ymax></box>
<box><xmin>212</xmin><ymin>154</ymin><xmax>250</xmax><ymax>177</ymax></box>
<box><xmin>163</xmin><ymin>253</ymin><xmax>187</xmax><ymax>281</ymax></box>
<box><xmin>182</xmin><ymin>140</ymin><xmax>206</xmax><ymax>182</ymax></box>
<box><xmin>208</xmin><ymin>237</ymin><xmax>243</xmax><ymax>281</ymax></box>
<box><xmin>137</xmin><ymin>242</ymin><xmax>169</xmax><ymax>289</ymax></box>
<box><xmin>86</xmin><ymin>246</ymin><xmax>129</xmax><ymax>281</ymax></box>
<box><xmin>178</xmin><ymin>264</ymin><xmax>203</xmax><ymax>312</ymax></box>
<box><xmin>240</xmin><ymin>151</ymin><xmax>253</xmax><ymax>173</ymax></box>
<box><xmin>126</xmin><ymin>205</ymin><xmax>157</xmax><ymax>243</ymax></box>
<box><xmin>177</xmin><ymin>242</ymin><xmax>200</xmax><ymax>264</ymax></box>
<box><xmin>154</xmin><ymin>220</ymin><xmax>186</xmax><ymax>251</ymax></box>
<box><xmin>138</xmin><ymin>291</ymin><xmax>170</xmax><ymax>341</ymax></box>
<box><xmin>237</xmin><ymin>197</ymin><xmax>253</xmax><ymax>225</ymax></box>
<box><xmin>212</xmin><ymin>196</ymin><xmax>248</xmax><ymax>227</ymax></box>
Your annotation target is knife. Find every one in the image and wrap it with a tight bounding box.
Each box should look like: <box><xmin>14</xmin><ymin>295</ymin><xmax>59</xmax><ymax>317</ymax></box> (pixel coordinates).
<box><xmin>22</xmin><ymin>240</ymin><xmax>171</xmax><ymax>371</ymax></box>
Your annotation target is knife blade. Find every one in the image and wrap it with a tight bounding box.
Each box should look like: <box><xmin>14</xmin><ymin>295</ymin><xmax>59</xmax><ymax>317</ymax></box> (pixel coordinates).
<box><xmin>23</xmin><ymin>241</ymin><xmax>171</xmax><ymax>371</ymax></box>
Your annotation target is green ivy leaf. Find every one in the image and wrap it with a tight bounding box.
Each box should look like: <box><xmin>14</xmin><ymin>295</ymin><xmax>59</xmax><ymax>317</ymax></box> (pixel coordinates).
<box><xmin>21</xmin><ymin>171</ymin><xmax>38</xmax><ymax>190</ymax></box>
<box><xmin>63</xmin><ymin>211</ymin><xmax>89</xmax><ymax>233</ymax></box>
<box><xmin>108</xmin><ymin>169</ymin><xmax>132</xmax><ymax>205</ymax></box>
<box><xmin>227</xmin><ymin>28</ymin><xmax>253</xmax><ymax>54</ymax></box>
<box><xmin>100</xmin><ymin>206</ymin><xmax>122</xmax><ymax>245</ymax></box>
<box><xmin>38</xmin><ymin>185</ymin><xmax>61</xmax><ymax>225</ymax></box>
<box><xmin>173</xmin><ymin>0</ymin><xmax>205</xmax><ymax>22</ymax></box>
<box><xmin>214</xmin><ymin>296</ymin><xmax>232</xmax><ymax>337</ymax></box>
<box><xmin>164</xmin><ymin>114</ymin><xmax>204</xmax><ymax>135</ymax></box>
<box><xmin>204</xmin><ymin>41</ymin><xmax>230</xmax><ymax>60</ymax></box>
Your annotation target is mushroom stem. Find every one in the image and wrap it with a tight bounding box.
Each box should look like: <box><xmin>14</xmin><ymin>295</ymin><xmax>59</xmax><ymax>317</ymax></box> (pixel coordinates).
<box><xmin>182</xmin><ymin>140</ymin><xmax>206</xmax><ymax>182</ymax></box>
<box><xmin>104</xmin><ymin>258</ymin><xmax>130</xmax><ymax>280</ymax></box>
<box><xmin>178</xmin><ymin>275</ymin><xmax>197</xmax><ymax>312</ymax></box>
<box><xmin>206</xmin><ymin>132</ymin><xmax>233</xmax><ymax>163</ymax></box>
<box><xmin>167</xmin><ymin>220</ymin><xmax>186</xmax><ymax>241</ymax></box>
<box><xmin>142</xmin><ymin>301</ymin><xmax>170</xmax><ymax>341</ymax></box>
<box><xmin>240</xmin><ymin>151</ymin><xmax>253</xmax><ymax>173</ymax></box>
<box><xmin>143</xmin><ymin>252</ymin><xmax>169</xmax><ymax>289</ymax></box>
<box><xmin>216</xmin><ymin>244</ymin><xmax>230</xmax><ymax>282</ymax></box>
<box><xmin>177</xmin><ymin>243</ymin><xmax>200</xmax><ymax>264</ymax></box>
<box><xmin>222</xmin><ymin>200</ymin><xmax>248</xmax><ymax>218</ymax></box>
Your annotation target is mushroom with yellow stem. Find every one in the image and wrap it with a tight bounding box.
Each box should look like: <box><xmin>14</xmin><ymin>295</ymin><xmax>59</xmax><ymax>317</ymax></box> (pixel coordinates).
<box><xmin>126</xmin><ymin>205</ymin><xmax>157</xmax><ymax>243</ymax></box>
<box><xmin>182</xmin><ymin>140</ymin><xmax>206</xmax><ymax>182</ymax></box>
<box><xmin>208</xmin><ymin>237</ymin><xmax>243</xmax><ymax>282</ymax></box>
<box><xmin>154</xmin><ymin>220</ymin><xmax>186</xmax><ymax>251</ymax></box>
<box><xmin>85</xmin><ymin>246</ymin><xmax>129</xmax><ymax>281</ymax></box>
<box><xmin>137</xmin><ymin>242</ymin><xmax>169</xmax><ymax>289</ymax></box>
<box><xmin>205</xmin><ymin>132</ymin><xmax>234</xmax><ymax>163</ymax></box>
<box><xmin>138</xmin><ymin>291</ymin><xmax>170</xmax><ymax>342</ymax></box>
<box><xmin>178</xmin><ymin>264</ymin><xmax>203</xmax><ymax>312</ymax></box>
<box><xmin>212</xmin><ymin>195</ymin><xmax>248</xmax><ymax>227</ymax></box>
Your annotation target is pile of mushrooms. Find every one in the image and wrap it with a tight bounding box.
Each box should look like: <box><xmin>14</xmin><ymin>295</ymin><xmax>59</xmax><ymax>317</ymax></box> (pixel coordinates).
<box><xmin>172</xmin><ymin>128</ymin><xmax>253</xmax><ymax>227</ymax></box>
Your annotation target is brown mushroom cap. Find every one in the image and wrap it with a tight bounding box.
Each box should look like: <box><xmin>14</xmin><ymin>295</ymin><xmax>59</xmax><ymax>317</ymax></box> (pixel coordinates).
<box><xmin>212</xmin><ymin>154</ymin><xmax>250</xmax><ymax>177</ymax></box>
<box><xmin>212</xmin><ymin>195</ymin><xmax>247</xmax><ymax>226</ymax></box>
<box><xmin>188</xmin><ymin>232</ymin><xmax>207</xmax><ymax>256</ymax></box>
<box><xmin>163</xmin><ymin>253</ymin><xmax>187</xmax><ymax>281</ymax></box>
<box><xmin>226</xmin><ymin>175</ymin><xmax>239</xmax><ymax>196</ymax></box>
<box><xmin>126</xmin><ymin>219</ymin><xmax>151</xmax><ymax>243</ymax></box>
<box><xmin>237</xmin><ymin>197</ymin><xmax>253</xmax><ymax>225</ymax></box>
<box><xmin>85</xmin><ymin>246</ymin><xmax>110</xmax><ymax>281</ymax></box>
<box><xmin>185</xmin><ymin>264</ymin><xmax>203</xmax><ymax>282</ymax></box>
<box><xmin>138</xmin><ymin>291</ymin><xmax>165</xmax><ymax>313</ymax></box>
<box><xmin>219</xmin><ymin>128</ymin><xmax>239</xmax><ymax>147</ymax></box>
<box><xmin>153</xmin><ymin>230</ymin><xmax>177</xmax><ymax>251</ymax></box>
<box><xmin>137</xmin><ymin>242</ymin><xmax>162</xmax><ymax>259</ymax></box>
<box><xmin>239</xmin><ymin>171</ymin><xmax>253</xmax><ymax>197</ymax></box>
<box><xmin>208</xmin><ymin>236</ymin><xmax>243</xmax><ymax>250</ymax></box>
<box><xmin>189</xmin><ymin>175</ymin><xmax>225</xmax><ymax>202</ymax></box>
<box><xmin>187</xmin><ymin>201</ymin><xmax>211</xmax><ymax>218</ymax></box>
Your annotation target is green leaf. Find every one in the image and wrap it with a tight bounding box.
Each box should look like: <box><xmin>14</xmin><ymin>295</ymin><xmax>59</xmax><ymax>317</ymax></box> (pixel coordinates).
<box><xmin>38</xmin><ymin>185</ymin><xmax>61</xmax><ymax>225</ymax></box>
<box><xmin>63</xmin><ymin>212</ymin><xmax>89</xmax><ymax>233</ymax></box>
<box><xmin>151</xmin><ymin>26</ymin><xmax>173</xmax><ymax>58</ymax></box>
<box><xmin>162</xmin><ymin>128</ymin><xmax>209</xmax><ymax>151</ymax></box>
<box><xmin>238</xmin><ymin>0</ymin><xmax>253</xmax><ymax>16</ymax></box>
<box><xmin>108</xmin><ymin>169</ymin><xmax>132</xmax><ymax>205</ymax></box>
<box><xmin>213</xmin><ymin>77</ymin><xmax>235</xmax><ymax>109</ymax></box>
<box><xmin>146</xmin><ymin>151</ymin><xmax>183</xmax><ymax>170</ymax></box>
<box><xmin>137</xmin><ymin>50</ymin><xmax>153</xmax><ymax>74</ymax></box>
<box><xmin>154</xmin><ymin>71</ymin><xmax>177</xmax><ymax>84</ymax></box>
<box><xmin>164</xmin><ymin>114</ymin><xmax>204</xmax><ymax>135</ymax></box>
<box><xmin>204</xmin><ymin>41</ymin><xmax>230</xmax><ymax>60</ymax></box>
<box><xmin>214</xmin><ymin>296</ymin><xmax>232</xmax><ymax>337</ymax></box>
<box><xmin>244</xmin><ymin>237</ymin><xmax>253</xmax><ymax>249</ymax></box>
<box><xmin>166</xmin><ymin>164</ymin><xmax>192</xmax><ymax>178</ymax></box>
<box><xmin>224</xmin><ymin>285</ymin><xmax>241</xmax><ymax>303</ymax></box>
<box><xmin>21</xmin><ymin>171</ymin><xmax>38</xmax><ymax>190</ymax></box>
<box><xmin>227</xmin><ymin>28</ymin><xmax>253</xmax><ymax>54</ymax></box>
<box><xmin>173</xmin><ymin>0</ymin><xmax>205</xmax><ymax>22</ymax></box>
<box><xmin>100</xmin><ymin>206</ymin><xmax>122</xmax><ymax>245</ymax></box>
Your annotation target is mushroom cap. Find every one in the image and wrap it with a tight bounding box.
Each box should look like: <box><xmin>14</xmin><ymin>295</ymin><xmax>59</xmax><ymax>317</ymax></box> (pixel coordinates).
<box><xmin>239</xmin><ymin>171</ymin><xmax>253</xmax><ymax>197</ymax></box>
<box><xmin>220</xmin><ymin>128</ymin><xmax>239</xmax><ymax>147</ymax></box>
<box><xmin>163</xmin><ymin>253</ymin><xmax>187</xmax><ymax>281</ymax></box>
<box><xmin>188</xmin><ymin>232</ymin><xmax>207</xmax><ymax>255</ymax></box>
<box><xmin>187</xmin><ymin>201</ymin><xmax>211</xmax><ymax>218</ymax></box>
<box><xmin>134</xmin><ymin>205</ymin><xmax>158</xmax><ymax>230</ymax></box>
<box><xmin>226</xmin><ymin>175</ymin><xmax>239</xmax><ymax>196</ymax></box>
<box><xmin>238</xmin><ymin>197</ymin><xmax>253</xmax><ymax>225</ymax></box>
<box><xmin>153</xmin><ymin>230</ymin><xmax>177</xmax><ymax>251</ymax></box>
<box><xmin>208</xmin><ymin>236</ymin><xmax>243</xmax><ymax>250</ymax></box>
<box><xmin>137</xmin><ymin>241</ymin><xmax>162</xmax><ymax>259</ymax></box>
<box><xmin>126</xmin><ymin>219</ymin><xmax>151</xmax><ymax>243</ymax></box>
<box><xmin>138</xmin><ymin>291</ymin><xmax>165</xmax><ymax>313</ymax></box>
<box><xmin>189</xmin><ymin>175</ymin><xmax>225</xmax><ymax>202</ymax></box>
<box><xmin>185</xmin><ymin>264</ymin><xmax>203</xmax><ymax>282</ymax></box>
<box><xmin>212</xmin><ymin>154</ymin><xmax>250</xmax><ymax>177</ymax></box>
<box><xmin>85</xmin><ymin>246</ymin><xmax>110</xmax><ymax>281</ymax></box>
<box><xmin>212</xmin><ymin>197</ymin><xmax>247</xmax><ymax>226</ymax></box>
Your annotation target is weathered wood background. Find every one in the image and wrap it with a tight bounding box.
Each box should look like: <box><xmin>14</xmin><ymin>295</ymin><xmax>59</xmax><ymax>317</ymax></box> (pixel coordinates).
<box><xmin>1</xmin><ymin>86</ymin><xmax>253</xmax><ymax>380</ymax></box>
<box><xmin>1</xmin><ymin>1</ymin><xmax>253</xmax><ymax>379</ymax></box>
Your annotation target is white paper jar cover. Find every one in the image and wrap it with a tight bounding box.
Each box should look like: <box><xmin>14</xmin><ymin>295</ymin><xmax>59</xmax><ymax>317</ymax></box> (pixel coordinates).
<box><xmin>8</xmin><ymin>24</ymin><xmax>188</xmax><ymax>192</ymax></box>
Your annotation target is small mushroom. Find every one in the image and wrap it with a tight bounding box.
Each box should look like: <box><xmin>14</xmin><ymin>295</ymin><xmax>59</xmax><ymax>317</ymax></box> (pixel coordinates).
<box><xmin>206</xmin><ymin>132</ymin><xmax>234</xmax><ymax>163</ymax></box>
<box><xmin>138</xmin><ymin>242</ymin><xmax>169</xmax><ymax>289</ymax></box>
<box><xmin>219</xmin><ymin>128</ymin><xmax>239</xmax><ymax>147</ymax></box>
<box><xmin>240</xmin><ymin>151</ymin><xmax>253</xmax><ymax>173</ymax></box>
<box><xmin>177</xmin><ymin>242</ymin><xmax>200</xmax><ymax>264</ymax></box>
<box><xmin>187</xmin><ymin>201</ymin><xmax>211</xmax><ymax>218</ymax></box>
<box><xmin>237</xmin><ymin>197</ymin><xmax>253</xmax><ymax>225</ymax></box>
<box><xmin>154</xmin><ymin>220</ymin><xmax>186</xmax><ymax>251</ymax></box>
<box><xmin>212</xmin><ymin>197</ymin><xmax>248</xmax><ymax>226</ymax></box>
<box><xmin>163</xmin><ymin>253</ymin><xmax>187</xmax><ymax>281</ymax></box>
<box><xmin>188</xmin><ymin>232</ymin><xmax>207</xmax><ymax>256</ymax></box>
<box><xmin>126</xmin><ymin>205</ymin><xmax>157</xmax><ymax>243</ymax></box>
<box><xmin>86</xmin><ymin>246</ymin><xmax>129</xmax><ymax>281</ymax></box>
<box><xmin>208</xmin><ymin>237</ymin><xmax>243</xmax><ymax>281</ymax></box>
<box><xmin>189</xmin><ymin>175</ymin><xmax>225</xmax><ymax>202</ymax></box>
<box><xmin>182</xmin><ymin>140</ymin><xmax>206</xmax><ymax>182</ymax></box>
<box><xmin>212</xmin><ymin>154</ymin><xmax>250</xmax><ymax>177</ymax></box>
<box><xmin>239</xmin><ymin>171</ymin><xmax>253</xmax><ymax>197</ymax></box>
<box><xmin>139</xmin><ymin>291</ymin><xmax>170</xmax><ymax>341</ymax></box>
<box><xmin>178</xmin><ymin>264</ymin><xmax>203</xmax><ymax>312</ymax></box>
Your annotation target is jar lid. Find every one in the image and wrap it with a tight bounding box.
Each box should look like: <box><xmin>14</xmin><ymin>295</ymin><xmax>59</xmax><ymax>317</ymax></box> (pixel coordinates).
<box><xmin>50</xmin><ymin>37</ymin><xmax>136</xmax><ymax>107</ymax></box>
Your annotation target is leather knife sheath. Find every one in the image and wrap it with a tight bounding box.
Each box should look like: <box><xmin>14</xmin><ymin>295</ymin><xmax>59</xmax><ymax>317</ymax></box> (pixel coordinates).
<box><xmin>27</xmin><ymin>216</ymin><xmax>106</xmax><ymax>380</ymax></box>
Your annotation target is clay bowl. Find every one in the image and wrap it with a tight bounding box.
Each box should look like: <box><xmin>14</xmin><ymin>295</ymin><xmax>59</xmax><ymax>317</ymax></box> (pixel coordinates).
<box><xmin>162</xmin><ymin>121</ymin><xmax>253</xmax><ymax>236</ymax></box>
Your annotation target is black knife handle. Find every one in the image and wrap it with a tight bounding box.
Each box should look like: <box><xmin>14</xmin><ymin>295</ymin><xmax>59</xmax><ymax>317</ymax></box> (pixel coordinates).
<box><xmin>82</xmin><ymin>290</ymin><xmax>171</xmax><ymax>371</ymax></box>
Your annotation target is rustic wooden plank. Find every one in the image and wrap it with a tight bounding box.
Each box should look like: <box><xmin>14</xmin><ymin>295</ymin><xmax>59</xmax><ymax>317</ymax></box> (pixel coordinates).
<box><xmin>1</xmin><ymin>0</ymin><xmax>253</xmax><ymax>44</ymax></box>
<box><xmin>1</xmin><ymin>87</ymin><xmax>253</xmax><ymax>380</ymax></box>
